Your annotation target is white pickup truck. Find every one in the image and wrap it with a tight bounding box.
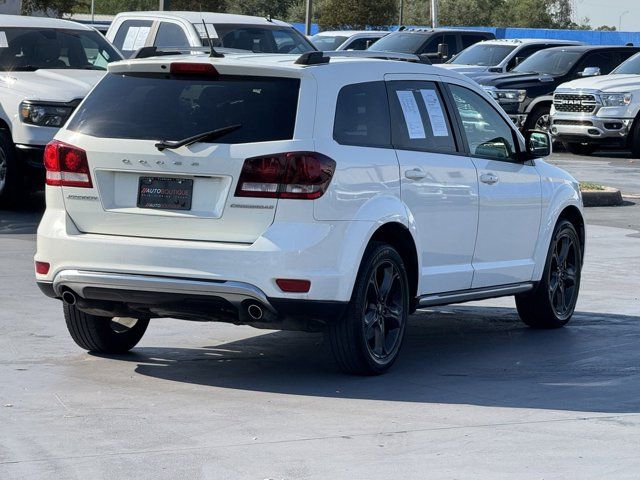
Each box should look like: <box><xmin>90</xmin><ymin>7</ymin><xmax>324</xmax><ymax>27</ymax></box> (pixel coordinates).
<box><xmin>551</xmin><ymin>51</ymin><xmax>640</xmax><ymax>156</ymax></box>
<box><xmin>0</xmin><ymin>14</ymin><xmax>122</xmax><ymax>205</ymax></box>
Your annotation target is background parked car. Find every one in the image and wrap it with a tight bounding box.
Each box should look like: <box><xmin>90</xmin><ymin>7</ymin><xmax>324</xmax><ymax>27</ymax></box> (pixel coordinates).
<box><xmin>106</xmin><ymin>11</ymin><xmax>316</xmax><ymax>58</ymax></box>
<box><xmin>367</xmin><ymin>28</ymin><xmax>495</xmax><ymax>64</ymax></box>
<box><xmin>440</xmin><ymin>38</ymin><xmax>583</xmax><ymax>78</ymax></box>
<box><xmin>475</xmin><ymin>45</ymin><xmax>640</xmax><ymax>132</ymax></box>
<box><xmin>309</xmin><ymin>30</ymin><xmax>387</xmax><ymax>51</ymax></box>
<box><xmin>0</xmin><ymin>14</ymin><xmax>122</xmax><ymax>206</ymax></box>
<box><xmin>551</xmin><ymin>51</ymin><xmax>640</xmax><ymax>156</ymax></box>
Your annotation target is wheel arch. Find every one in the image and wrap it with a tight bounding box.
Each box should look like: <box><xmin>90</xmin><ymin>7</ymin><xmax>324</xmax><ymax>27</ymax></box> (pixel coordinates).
<box><xmin>525</xmin><ymin>96</ymin><xmax>553</xmax><ymax>114</ymax></box>
<box><xmin>557</xmin><ymin>204</ymin><xmax>586</xmax><ymax>262</ymax></box>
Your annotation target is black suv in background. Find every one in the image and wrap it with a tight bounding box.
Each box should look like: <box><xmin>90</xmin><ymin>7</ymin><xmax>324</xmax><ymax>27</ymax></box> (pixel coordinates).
<box><xmin>474</xmin><ymin>45</ymin><xmax>640</xmax><ymax>131</ymax></box>
<box><xmin>368</xmin><ymin>28</ymin><xmax>495</xmax><ymax>63</ymax></box>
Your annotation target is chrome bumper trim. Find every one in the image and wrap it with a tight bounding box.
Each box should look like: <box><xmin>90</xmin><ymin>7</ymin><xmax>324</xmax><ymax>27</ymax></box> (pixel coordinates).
<box><xmin>551</xmin><ymin>114</ymin><xmax>632</xmax><ymax>140</ymax></box>
<box><xmin>52</xmin><ymin>269</ymin><xmax>274</xmax><ymax>311</ymax></box>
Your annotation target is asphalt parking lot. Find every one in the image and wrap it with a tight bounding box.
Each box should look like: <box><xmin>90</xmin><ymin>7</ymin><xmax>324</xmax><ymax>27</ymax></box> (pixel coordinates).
<box><xmin>1</xmin><ymin>152</ymin><xmax>639</xmax><ymax>479</ymax></box>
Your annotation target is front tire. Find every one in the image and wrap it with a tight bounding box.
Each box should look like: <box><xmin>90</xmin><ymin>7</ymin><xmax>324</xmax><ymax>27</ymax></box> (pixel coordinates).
<box><xmin>0</xmin><ymin>130</ymin><xmax>20</xmax><ymax>208</ymax></box>
<box><xmin>516</xmin><ymin>219</ymin><xmax>582</xmax><ymax>328</ymax></box>
<box><xmin>328</xmin><ymin>243</ymin><xmax>409</xmax><ymax>375</ymax></box>
<box><xmin>64</xmin><ymin>303</ymin><xmax>149</xmax><ymax>353</ymax></box>
<box><xmin>524</xmin><ymin>105</ymin><xmax>551</xmax><ymax>133</ymax></box>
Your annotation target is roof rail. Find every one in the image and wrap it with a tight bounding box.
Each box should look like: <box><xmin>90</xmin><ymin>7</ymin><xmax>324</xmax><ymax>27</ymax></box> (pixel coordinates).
<box><xmin>295</xmin><ymin>50</ymin><xmax>431</xmax><ymax>66</ymax></box>
<box><xmin>132</xmin><ymin>46</ymin><xmax>221</xmax><ymax>59</ymax></box>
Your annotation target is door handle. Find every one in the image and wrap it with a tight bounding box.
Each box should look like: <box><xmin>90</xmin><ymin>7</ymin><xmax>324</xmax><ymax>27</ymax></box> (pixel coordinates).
<box><xmin>405</xmin><ymin>168</ymin><xmax>427</xmax><ymax>180</ymax></box>
<box><xmin>480</xmin><ymin>173</ymin><xmax>499</xmax><ymax>185</ymax></box>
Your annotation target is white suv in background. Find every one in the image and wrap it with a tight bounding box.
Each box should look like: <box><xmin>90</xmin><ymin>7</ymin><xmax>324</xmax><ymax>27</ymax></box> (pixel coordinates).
<box><xmin>106</xmin><ymin>11</ymin><xmax>316</xmax><ymax>58</ymax></box>
<box><xmin>0</xmin><ymin>14</ymin><xmax>122</xmax><ymax>205</ymax></box>
<box><xmin>35</xmin><ymin>51</ymin><xmax>585</xmax><ymax>375</ymax></box>
<box><xmin>309</xmin><ymin>30</ymin><xmax>387</xmax><ymax>51</ymax></box>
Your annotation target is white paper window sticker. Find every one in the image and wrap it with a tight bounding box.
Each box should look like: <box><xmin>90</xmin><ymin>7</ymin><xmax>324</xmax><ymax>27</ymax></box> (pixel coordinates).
<box><xmin>396</xmin><ymin>90</ymin><xmax>426</xmax><ymax>140</ymax></box>
<box><xmin>0</xmin><ymin>32</ymin><xmax>8</xmax><ymax>49</ymax></box>
<box><xmin>420</xmin><ymin>89</ymin><xmax>449</xmax><ymax>137</ymax></box>
<box><xmin>195</xmin><ymin>23</ymin><xmax>219</xmax><ymax>39</ymax></box>
<box><xmin>121</xmin><ymin>27</ymin><xmax>139</xmax><ymax>51</ymax></box>
<box><xmin>132</xmin><ymin>26</ymin><xmax>151</xmax><ymax>50</ymax></box>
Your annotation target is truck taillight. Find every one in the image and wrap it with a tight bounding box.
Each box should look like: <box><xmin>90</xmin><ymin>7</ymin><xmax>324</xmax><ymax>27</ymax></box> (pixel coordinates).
<box><xmin>44</xmin><ymin>140</ymin><xmax>92</xmax><ymax>188</ymax></box>
<box><xmin>235</xmin><ymin>152</ymin><xmax>335</xmax><ymax>200</ymax></box>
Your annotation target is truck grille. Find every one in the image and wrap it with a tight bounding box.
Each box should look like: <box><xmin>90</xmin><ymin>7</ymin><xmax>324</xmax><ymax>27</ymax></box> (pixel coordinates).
<box><xmin>554</xmin><ymin>94</ymin><xmax>598</xmax><ymax>113</ymax></box>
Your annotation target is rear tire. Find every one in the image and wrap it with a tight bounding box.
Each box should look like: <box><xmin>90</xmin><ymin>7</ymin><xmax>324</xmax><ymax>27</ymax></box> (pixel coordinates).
<box><xmin>328</xmin><ymin>242</ymin><xmax>409</xmax><ymax>375</ymax></box>
<box><xmin>516</xmin><ymin>219</ymin><xmax>582</xmax><ymax>329</ymax></box>
<box><xmin>0</xmin><ymin>130</ymin><xmax>20</xmax><ymax>208</ymax></box>
<box><xmin>562</xmin><ymin>142</ymin><xmax>596</xmax><ymax>156</ymax></box>
<box><xmin>64</xmin><ymin>303</ymin><xmax>149</xmax><ymax>353</ymax></box>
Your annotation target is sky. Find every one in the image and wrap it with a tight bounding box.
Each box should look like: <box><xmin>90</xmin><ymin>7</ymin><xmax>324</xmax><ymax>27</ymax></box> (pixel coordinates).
<box><xmin>575</xmin><ymin>0</ymin><xmax>640</xmax><ymax>31</ymax></box>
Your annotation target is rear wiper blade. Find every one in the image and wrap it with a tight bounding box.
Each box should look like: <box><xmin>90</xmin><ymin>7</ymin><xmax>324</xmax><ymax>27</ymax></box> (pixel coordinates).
<box><xmin>155</xmin><ymin>124</ymin><xmax>242</xmax><ymax>151</ymax></box>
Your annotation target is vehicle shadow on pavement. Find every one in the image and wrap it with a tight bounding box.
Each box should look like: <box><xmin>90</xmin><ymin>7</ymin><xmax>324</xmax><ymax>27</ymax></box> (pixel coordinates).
<box><xmin>103</xmin><ymin>305</ymin><xmax>640</xmax><ymax>414</ymax></box>
<box><xmin>0</xmin><ymin>193</ymin><xmax>45</xmax><ymax>235</ymax></box>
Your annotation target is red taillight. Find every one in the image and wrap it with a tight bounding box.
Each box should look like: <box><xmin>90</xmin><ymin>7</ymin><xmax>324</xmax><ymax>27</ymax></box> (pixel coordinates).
<box><xmin>235</xmin><ymin>152</ymin><xmax>335</xmax><ymax>200</ymax></box>
<box><xmin>276</xmin><ymin>279</ymin><xmax>311</xmax><ymax>293</ymax></box>
<box><xmin>170</xmin><ymin>62</ymin><xmax>218</xmax><ymax>76</ymax></box>
<box><xmin>44</xmin><ymin>140</ymin><xmax>92</xmax><ymax>188</ymax></box>
<box><xmin>35</xmin><ymin>261</ymin><xmax>50</xmax><ymax>275</ymax></box>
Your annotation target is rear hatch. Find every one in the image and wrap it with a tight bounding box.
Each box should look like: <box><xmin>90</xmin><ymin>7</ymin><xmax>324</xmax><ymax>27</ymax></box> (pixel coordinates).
<box><xmin>57</xmin><ymin>62</ymin><xmax>306</xmax><ymax>243</ymax></box>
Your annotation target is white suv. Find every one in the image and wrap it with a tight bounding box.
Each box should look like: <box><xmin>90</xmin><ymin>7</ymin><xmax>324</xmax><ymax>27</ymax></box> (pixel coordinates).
<box><xmin>35</xmin><ymin>51</ymin><xmax>585</xmax><ymax>374</ymax></box>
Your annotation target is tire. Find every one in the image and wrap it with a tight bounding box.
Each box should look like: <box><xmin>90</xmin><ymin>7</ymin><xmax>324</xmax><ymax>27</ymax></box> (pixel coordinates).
<box><xmin>630</xmin><ymin>120</ymin><xmax>640</xmax><ymax>158</ymax></box>
<box><xmin>562</xmin><ymin>142</ymin><xmax>596</xmax><ymax>156</ymax></box>
<box><xmin>516</xmin><ymin>219</ymin><xmax>582</xmax><ymax>329</ymax></box>
<box><xmin>64</xmin><ymin>303</ymin><xmax>149</xmax><ymax>353</ymax></box>
<box><xmin>328</xmin><ymin>242</ymin><xmax>410</xmax><ymax>375</ymax></box>
<box><xmin>0</xmin><ymin>129</ymin><xmax>20</xmax><ymax>208</ymax></box>
<box><xmin>524</xmin><ymin>105</ymin><xmax>551</xmax><ymax>133</ymax></box>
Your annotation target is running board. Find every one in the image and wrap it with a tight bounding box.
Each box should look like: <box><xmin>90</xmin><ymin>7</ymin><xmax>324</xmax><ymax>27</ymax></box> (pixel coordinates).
<box><xmin>417</xmin><ymin>282</ymin><xmax>534</xmax><ymax>308</ymax></box>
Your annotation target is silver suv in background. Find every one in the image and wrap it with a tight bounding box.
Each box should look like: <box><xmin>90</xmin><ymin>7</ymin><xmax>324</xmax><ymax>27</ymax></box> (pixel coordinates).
<box><xmin>551</xmin><ymin>52</ymin><xmax>640</xmax><ymax>156</ymax></box>
<box><xmin>106</xmin><ymin>11</ymin><xmax>316</xmax><ymax>58</ymax></box>
<box><xmin>309</xmin><ymin>31</ymin><xmax>387</xmax><ymax>51</ymax></box>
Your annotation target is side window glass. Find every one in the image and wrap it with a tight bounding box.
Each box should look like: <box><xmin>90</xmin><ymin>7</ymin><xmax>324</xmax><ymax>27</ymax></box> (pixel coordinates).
<box><xmin>388</xmin><ymin>81</ymin><xmax>457</xmax><ymax>153</ymax></box>
<box><xmin>443</xmin><ymin>34</ymin><xmax>458</xmax><ymax>56</ymax></box>
<box><xmin>507</xmin><ymin>45</ymin><xmax>545</xmax><ymax>70</ymax></box>
<box><xmin>333</xmin><ymin>82</ymin><xmax>391</xmax><ymax>148</ymax></box>
<box><xmin>345</xmin><ymin>37</ymin><xmax>372</xmax><ymax>51</ymax></box>
<box><xmin>154</xmin><ymin>22</ymin><xmax>190</xmax><ymax>49</ymax></box>
<box><xmin>449</xmin><ymin>84</ymin><xmax>518</xmax><ymax>161</ymax></box>
<box><xmin>575</xmin><ymin>52</ymin><xmax>616</xmax><ymax>75</ymax></box>
<box><xmin>462</xmin><ymin>34</ymin><xmax>489</xmax><ymax>49</ymax></box>
<box><xmin>112</xmin><ymin>20</ymin><xmax>152</xmax><ymax>57</ymax></box>
<box><xmin>420</xmin><ymin>35</ymin><xmax>440</xmax><ymax>54</ymax></box>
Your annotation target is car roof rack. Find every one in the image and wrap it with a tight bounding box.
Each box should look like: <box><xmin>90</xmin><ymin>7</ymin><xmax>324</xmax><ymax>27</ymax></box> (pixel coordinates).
<box><xmin>295</xmin><ymin>50</ymin><xmax>431</xmax><ymax>66</ymax></box>
<box><xmin>132</xmin><ymin>46</ymin><xmax>221</xmax><ymax>59</ymax></box>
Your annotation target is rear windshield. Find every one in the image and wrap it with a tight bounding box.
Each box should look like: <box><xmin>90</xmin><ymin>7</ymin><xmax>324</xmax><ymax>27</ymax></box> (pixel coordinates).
<box><xmin>67</xmin><ymin>73</ymin><xmax>300</xmax><ymax>143</ymax></box>
<box><xmin>0</xmin><ymin>27</ymin><xmax>121</xmax><ymax>71</ymax></box>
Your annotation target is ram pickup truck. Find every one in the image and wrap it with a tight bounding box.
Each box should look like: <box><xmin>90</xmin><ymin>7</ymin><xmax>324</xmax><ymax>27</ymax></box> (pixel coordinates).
<box><xmin>0</xmin><ymin>14</ymin><xmax>122</xmax><ymax>205</ymax></box>
<box><xmin>475</xmin><ymin>45</ymin><xmax>640</xmax><ymax>132</ymax></box>
<box><xmin>551</xmin><ymin>51</ymin><xmax>640</xmax><ymax>156</ymax></box>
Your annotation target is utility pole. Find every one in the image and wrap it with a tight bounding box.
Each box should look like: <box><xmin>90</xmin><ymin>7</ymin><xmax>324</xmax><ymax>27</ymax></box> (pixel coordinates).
<box><xmin>305</xmin><ymin>0</ymin><xmax>313</xmax><ymax>36</ymax></box>
<box><xmin>399</xmin><ymin>0</ymin><xmax>404</xmax><ymax>26</ymax></box>
<box><xmin>159</xmin><ymin>0</ymin><xmax>170</xmax><ymax>11</ymax></box>
<box><xmin>431</xmin><ymin>0</ymin><xmax>438</xmax><ymax>28</ymax></box>
<box><xmin>619</xmin><ymin>10</ymin><xmax>630</xmax><ymax>31</ymax></box>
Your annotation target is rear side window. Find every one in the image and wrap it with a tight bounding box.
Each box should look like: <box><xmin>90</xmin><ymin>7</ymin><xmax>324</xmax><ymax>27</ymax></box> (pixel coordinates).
<box><xmin>154</xmin><ymin>22</ymin><xmax>190</xmax><ymax>48</ymax></box>
<box><xmin>333</xmin><ymin>82</ymin><xmax>391</xmax><ymax>148</ymax></box>
<box><xmin>112</xmin><ymin>20</ymin><xmax>152</xmax><ymax>57</ymax></box>
<box><xmin>67</xmin><ymin>73</ymin><xmax>300</xmax><ymax>144</ymax></box>
<box><xmin>388</xmin><ymin>81</ymin><xmax>457</xmax><ymax>154</ymax></box>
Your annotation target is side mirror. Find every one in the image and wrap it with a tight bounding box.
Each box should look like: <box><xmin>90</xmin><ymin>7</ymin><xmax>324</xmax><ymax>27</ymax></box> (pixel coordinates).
<box><xmin>524</xmin><ymin>130</ymin><xmax>552</xmax><ymax>159</ymax></box>
<box><xmin>579</xmin><ymin>66</ymin><xmax>601</xmax><ymax>77</ymax></box>
<box><xmin>437</xmin><ymin>43</ymin><xmax>449</xmax><ymax>60</ymax></box>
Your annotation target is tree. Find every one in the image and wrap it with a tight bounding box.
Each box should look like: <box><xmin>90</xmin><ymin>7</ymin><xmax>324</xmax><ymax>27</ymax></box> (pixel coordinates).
<box><xmin>22</xmin><ymin>0</ymin><xmax>87</xmax><ymax>17</ymax></box>
<box><xmin>319</xmin><ymin>0</ymin><xmax>397</xmax><ymax>30</ymax></box>
<box><xmin>440</xmin><ymin>0</ymin><xmax>497</xmax><ymax>27</ymax></box>
<box><xmin>227</xmin><ymin>0</ymin><xmax>294</xmax><ymax>19</ymax></box>
<box><xmin>400</xmin><ymin>0</ymin><xmax>430</xmax><ymax>27</ymax></box>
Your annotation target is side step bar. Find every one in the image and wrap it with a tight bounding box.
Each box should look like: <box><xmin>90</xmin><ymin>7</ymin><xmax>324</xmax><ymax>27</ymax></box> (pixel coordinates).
<box><xmin>417</xmin><ymin>282</ymin><xmax>534</xmax><ymax>308</ymax></box>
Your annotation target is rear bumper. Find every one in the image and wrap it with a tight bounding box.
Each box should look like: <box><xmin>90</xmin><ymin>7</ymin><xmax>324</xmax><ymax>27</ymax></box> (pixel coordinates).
<box><xmin>38</xmin><ymin>270</ymin><xmax>346</xmax><ymax>331</ymax></box>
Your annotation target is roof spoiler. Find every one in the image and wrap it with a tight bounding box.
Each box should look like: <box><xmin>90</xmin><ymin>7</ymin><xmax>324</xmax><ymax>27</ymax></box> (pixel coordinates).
<box><xmin>132</xmin><ymin>46</ymin><xmax>224</xmax><ymax>59</ymax></box>
<box><xmin>295</xmin><ymin>50</ymin><xmax>432</xmax><ymax>66</ymax></box>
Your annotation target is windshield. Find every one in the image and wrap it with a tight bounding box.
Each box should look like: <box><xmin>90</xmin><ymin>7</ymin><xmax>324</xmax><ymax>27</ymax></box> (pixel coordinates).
<box><xmin>368</xmin><ymin>32</ymin><xmax>426</xmax><ymax>54</ymax></box>
<box><xmin>67</xmin><ymin>73</ymin><xmax>300</xmax><ymax>143</ymax></box>
<box><xmin>612</xmin><ymin>52</ymin><xmax>640</xmax><ymax>74</ymax></box>
<box><xmin>450</xmin><ymin>44</ymin><xmax>516</xmax><ymax>66</ymax></box>
<box><xmin>309</xmin><ymin>34</ymin><xmax>348</xmax><ymax>51</ymax></box>
<box><xmin>195</xmin><ymin>24</ymin><xmax>315</xmax><ymax>54</ymax></box>
<box><xmin>512</xmin><ymin>49</ymin><xmax>582</xmax><ymax>76</ymax></box>
<box><xmin>0</xmin><ymin>27</ymin><xmax>121</xmax><ymax>71</ymax></box>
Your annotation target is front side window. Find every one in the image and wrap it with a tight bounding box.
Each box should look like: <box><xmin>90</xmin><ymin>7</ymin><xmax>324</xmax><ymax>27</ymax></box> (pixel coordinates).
<box><xmin>68</xmin><ymin>73</ymin><xmax>300</xmax><ymax>144</ymax></box>
<box><xmin>388</xmin><ymin>81</ymin><xmax>457</xmax><ymax>153</ymax></box>
<box><xmin>449</xmin><ymin>84</ymin><xmax>518</xmax><ymax>161</ymax></box>
<box><xmin>333</xmin><ymin>81</ymin><xmax>391</xmax><ymax>148</ymax></box>
<box><xmin>0</xmin><ymin>27</ymin><xmax>121</xmax><ymax>71</ymax></box>
<box><xmin>154</xmin><ymin>22</ymin><xmax>190</xmax><ymax>49</ymax></box>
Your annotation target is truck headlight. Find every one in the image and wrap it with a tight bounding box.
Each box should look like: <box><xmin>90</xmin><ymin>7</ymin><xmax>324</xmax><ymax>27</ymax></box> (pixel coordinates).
<box><xmin>484</xmin><ymin>87</ymin><xmax>526</xmax><ymax>104</ymax></box>
<box><xmin>600</xmin><ymin>93</ymin><xmax>632</xmax><ymax>107</ymax></box>
<box><xmin>19</xmin><ymin>102</ymin><xmax>74</xmax><ymax>127</ymax></box>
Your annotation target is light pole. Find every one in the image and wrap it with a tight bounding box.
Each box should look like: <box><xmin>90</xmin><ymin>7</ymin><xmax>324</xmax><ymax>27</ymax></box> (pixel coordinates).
<box><xmin>431</xmin><ymin>0</ymin><xmax>438</xmax><ymax>28</ymax></box>
<box><xmin>305</xmin><ymin>0</ymin><xmax>313</xmax><ymax>36</ymax></box>
<box><xmin>619</xmin><ymin>10</ymin><xmax>630</xmax><ymax>31</ymax></box>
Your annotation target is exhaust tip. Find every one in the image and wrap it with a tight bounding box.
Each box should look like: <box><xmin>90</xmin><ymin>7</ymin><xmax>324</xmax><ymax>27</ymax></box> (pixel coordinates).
<box><xmin>247</xmin><ymin>304</ymin><xmax>263</xmax><ymax>321</ymax></box>
<box><xmin>61</xmin><ymin>290</ymin><xmax>77</xmax><ymax>306</ymax></box>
